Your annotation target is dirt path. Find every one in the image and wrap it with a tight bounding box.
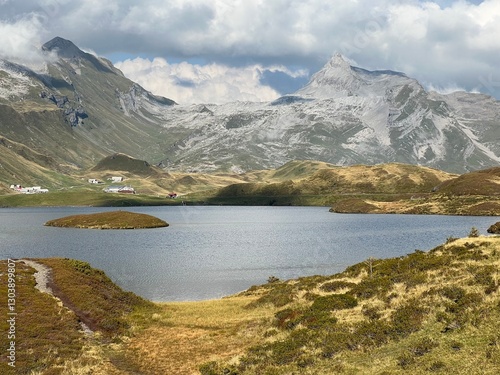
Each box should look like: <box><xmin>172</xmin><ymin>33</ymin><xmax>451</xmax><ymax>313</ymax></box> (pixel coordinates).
<box><xmin>21</xmin><ymin>259</ymin><xmax>94</xmax><ymax>336</ymax></box>
<box><xmin>21</xmin><ymin>259</ymin><xmax>53</xmax><ymax>294</ymax></box>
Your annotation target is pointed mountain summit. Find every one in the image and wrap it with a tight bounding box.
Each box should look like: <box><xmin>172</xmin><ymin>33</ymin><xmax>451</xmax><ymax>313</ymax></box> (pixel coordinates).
<box><xmin>295</xmin><ymin>53</ymin><xmax>360</xmax><ymax>98</ymax></box>
<box><xmin>42</xmin><ymin>36</ymin><xmax>86</xmax><ymax>59</ymax></box>
<box><xmin>325</xmin><ymin>53</ymin><xmax>353</xmax><ymax>72</ymax></box>
<box><xmin>295</xmin><ymin>53</ymin><xmax>415</xmax><ymax>99</ymax></box>
<box><xmin>42</xmin><ymin>36</ymin><xmax>115</xmax><ymax>73</ymax></box>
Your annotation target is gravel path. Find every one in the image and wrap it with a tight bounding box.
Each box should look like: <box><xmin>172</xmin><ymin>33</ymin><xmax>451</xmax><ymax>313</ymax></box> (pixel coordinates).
<box><xmin>21</xmin><ymin>259</ymin><xmax>53</xmax><ymax>294</ymax></box>
<box><xmin>21</xmin><ymin>259</ymin><xmax>94</xmax><ymax>336</ymax></box>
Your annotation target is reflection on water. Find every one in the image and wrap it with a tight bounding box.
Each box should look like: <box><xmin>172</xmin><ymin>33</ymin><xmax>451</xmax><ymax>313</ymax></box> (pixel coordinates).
<box><xmin>0</xmin><ymin>206</ymin><xmax>495</xmax><ymax>301</ymax></box>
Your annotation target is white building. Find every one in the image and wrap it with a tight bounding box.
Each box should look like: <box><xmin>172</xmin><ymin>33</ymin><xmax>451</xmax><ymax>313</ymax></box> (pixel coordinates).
<box><xmin>10</xmin><ymin>185</ymin><xmax>49</xmax><ymax>194</ymax></box>
<box><xmin>103</xmin><ymin>185</ymin><xmax>135</xmax><ymax>194</ymax></box>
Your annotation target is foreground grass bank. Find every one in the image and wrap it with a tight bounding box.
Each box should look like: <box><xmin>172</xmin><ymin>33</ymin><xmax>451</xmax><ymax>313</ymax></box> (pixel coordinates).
<box><xmin>2</xmin><ymin>235</ymin><xmax>500</xmax><ymax>374</ymax></box>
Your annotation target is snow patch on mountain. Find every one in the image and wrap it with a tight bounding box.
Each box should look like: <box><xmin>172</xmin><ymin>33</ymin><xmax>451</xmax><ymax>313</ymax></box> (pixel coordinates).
<box><xmin>0</xmin><ymin>60</ymin><xmax>37</xmax><ymax>99</ymax></box>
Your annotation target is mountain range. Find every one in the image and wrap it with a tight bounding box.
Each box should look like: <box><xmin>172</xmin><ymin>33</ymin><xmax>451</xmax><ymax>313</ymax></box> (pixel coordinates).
<box><xmin>1</xmin><ymin>36</ymin><xmax>500</xmax><ymax>190</ymax></box>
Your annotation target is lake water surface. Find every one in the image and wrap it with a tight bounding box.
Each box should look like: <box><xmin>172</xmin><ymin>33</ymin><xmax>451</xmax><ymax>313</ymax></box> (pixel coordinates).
<box><xmin>0</xmin><ymin>206</ymin><xmax>496</xmax><ymax>301</ymax></box>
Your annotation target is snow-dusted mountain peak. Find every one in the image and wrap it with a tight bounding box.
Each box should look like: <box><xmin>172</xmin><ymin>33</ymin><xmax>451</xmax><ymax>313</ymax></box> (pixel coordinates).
<box><xmin>2</xmin><ymin>37</ymin><xmax>500</xmax><ymax>175</ymax></box>
<box><xmin>294</xmin><ymin>53</ymin><xmax>360</xmax><ymax>99</ymax></box>
<box><xmin>42</xmin><ymin>37</ymin><xmax>84</xmax><ymax>59</ymax></box>
<box><xmin>328</xmin><ymin>53</ymin><xmax>352</xmax><ymax>70</ymax></box>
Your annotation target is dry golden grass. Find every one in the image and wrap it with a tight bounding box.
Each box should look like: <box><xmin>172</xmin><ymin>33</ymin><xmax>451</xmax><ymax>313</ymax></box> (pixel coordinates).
<box><xmin>126</xmin><ymin>296</ymin><xmax>274</xmax><ymax>374</ymax></box>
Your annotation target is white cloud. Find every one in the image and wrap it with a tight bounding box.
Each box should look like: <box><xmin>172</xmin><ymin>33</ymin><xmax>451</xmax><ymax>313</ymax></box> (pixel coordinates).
<box><xmin>0</xmin><ymin>15</ymin><xmax>48</xmax><ymax>66</ymax></box>
<box><xmin>1</xmin><ymin>0</ymin><xmax>499</xmax><ymax>99</ymax></box>
<box><xmin>114</xmin><ymin>57</ymin><xmax>307</xmax><ymax>104</ymax></box>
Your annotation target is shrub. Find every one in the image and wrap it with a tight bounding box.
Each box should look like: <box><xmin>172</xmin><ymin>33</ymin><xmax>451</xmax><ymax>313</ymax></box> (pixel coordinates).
<box><xmin>320</xmin><ymin>330</ymin><xmax>355</xmax><ymax>358</ymax></box>
<box><xmin>469</xmin><ymin>227</ymin><xmax>480</xmax><ymax>238</ymax></box>
<box><xmin>267</xmin><ymin>275</ymin><xmax>280</xmax><ymax>283</ymax></box>
<box><xmin>266</xmin><ymin>329</ymin><xmax>311</xmax><ymax>365</ymax></box>
<box><xmin>247</xmin><ymin>283</ymin><xmax>296</xmax><ymax>308</ymax></box>
<box><xmin>350</xmin><ymin>276</ymin><xmax>392</xmax><ymax>300</ymax></box>
<box><xmin>303</xmin><ymin>292</ymin><xmax>319</xmax><ymax>301</ymax></box>
<box><xmin>429</xmin><ymin>361</ymin><xmax>446</xmax><ymax>372</ymax></box>
<box><xmin>311</xmin><ymin>294</ymin><xmax>358</xmax><ymax>311</ymax></box>
<box><xmin>390</xmin><ymin>299</ymin><xmax>428</xmax><ymax>337</ymax></box>
<box><xmin>344</xmin><ymin>262</ymin><xmax>368</xmax><ymax>277</ymax></box>
<box><xmin>439</xmin><ymin>286</ymin><xmax>466</xmax><ymax>302</ymax></box>
<box><xmin>320</xmin><ymin>280</ymin><xmax>356</xmax><ymax>292</ymax></box>
<box><xmin>397</xmin><ymin>352</ymin><xmax>416</xmax><ymax>368</ymax></box>
<box><xmin>274</xmin><ymin>308</ymin><xmax>302</xmax><ymax>330</ymax></box>
<box><xmin>274</xmin><ymin>307</ymin><xmax>338</xmax><ymax>331</ymax></box>
<box><xmin>362</xmin><ymin>305</ymin><xmax>381</xmax><ymax>321</ymax></box>
<box><xmin>199</xmin><ymin>361</ymin><xmax>238</xmax><ymax>375</ymax></box>
<box><xmin>409</xmin><ymin>337</ymin><xmax>438</xmax><ymax>357</ymax></box>
<box><xmin>300</xmin><ymin>309</ymin><xmax>338</xmax><ymax>330</ymax></box>
<box><xmin>353</xmin><ymin>319</ymin><xmax>392</xmax><ymax>347</ymax></box>
<box><xmin>405</xmin><ymin>272</ymin><xmax>428</xmax><ymax>289</ymax></box>
<box><xmin>469</xmin><ymin>265</ymin><xmax>496</xmax><ymax>286</ymax></box>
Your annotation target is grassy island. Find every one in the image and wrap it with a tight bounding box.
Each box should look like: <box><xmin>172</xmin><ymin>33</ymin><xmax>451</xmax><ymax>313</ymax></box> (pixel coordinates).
<box><xmin>44</xmin><ymin>210</ymin><xmax>169</xmax><ymax>229</ymax></box>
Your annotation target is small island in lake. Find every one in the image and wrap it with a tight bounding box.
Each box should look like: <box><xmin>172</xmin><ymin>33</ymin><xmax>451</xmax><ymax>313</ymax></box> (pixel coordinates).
<box><xmin>44</xmin><ymin>210</ymin><xmax>169</xmax><ymax>229</ymax></box>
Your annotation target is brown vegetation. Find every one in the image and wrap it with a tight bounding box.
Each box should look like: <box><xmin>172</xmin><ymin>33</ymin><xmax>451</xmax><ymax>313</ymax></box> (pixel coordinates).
<box><xmin>44</xmin><ymin>210</ymin><xmax>169</xmax><ymax>229</ymax></box>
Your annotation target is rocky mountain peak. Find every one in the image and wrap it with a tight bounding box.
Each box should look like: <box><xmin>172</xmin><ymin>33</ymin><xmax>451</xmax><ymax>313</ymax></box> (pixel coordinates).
<box><xmin>328</xmin><ymin>53</ymin><xmax>352</xmax><ymax>70</ymax></box>
<box><xmin>42</xmin><ymin>37</ymin><xmax>85</xmax><ymax>59</ymax></box>
<box><xmin>294</xmin><ymin>53</ymin><xmax>361</xmax><ymax>98</ymax></box>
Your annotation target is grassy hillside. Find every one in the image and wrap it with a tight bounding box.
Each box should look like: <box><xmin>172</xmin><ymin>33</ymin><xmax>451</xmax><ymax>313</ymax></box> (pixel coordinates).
<box><xmin>0</xmin><ymin>136</ymin><xmax>86</xmax><ymax>192</ymax></box>
<box><xmin>435</xmin><ymin>166</ymin><xmax>500</xmax><ymax>196</ymax></box>
<box><xmin>91</xmin><ymin>153</ymin><xmax>162</xmax><ymax>178</ymax></box>
<box><xmin>193</xmin><ymin>162</ymin><xmax>456</xmax><ymax>207</ymax></box>
<box><xmin>330</xmin><ymin>166</ymin><xmax>500</xmax><ymax>215</ymax></box>
<box><xmin>0</xmin><ymin>191</ymin><xmax>176</xmax><ymax>207</ymax></box>
<box><xmin>3</xmin><ymin>234</ymin><xmax>500</xmax><ymax>374</ymax></box>
<box><xmin>3</xmin><ymin>159</ymin><xmax>500</xmax><ymax>215</ymax></box>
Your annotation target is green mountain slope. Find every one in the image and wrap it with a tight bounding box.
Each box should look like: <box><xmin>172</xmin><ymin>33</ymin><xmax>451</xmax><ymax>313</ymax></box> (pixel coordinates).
<box><xmin>0</xmin><ymin>37</ymin><xmax>176</xmax><ymax>175</ymax></box>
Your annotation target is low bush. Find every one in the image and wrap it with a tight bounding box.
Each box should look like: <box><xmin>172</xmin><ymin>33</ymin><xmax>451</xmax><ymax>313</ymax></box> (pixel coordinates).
<box><xmin>274</xmin><ymin>308</ymin><xmax>302</xmax><ymax>330</ymax></box>
<box><xmin>362</xmin><ymin>305</ymin><xmax>382</xmax><ymax>320</ymax></box>
<box><xmin>409</xmin><ymin>337</ymin><xmax>438</xmax><ymax>356</ymax></box>
<box><xmin>311</xmin><ymin>294</ymin><xmax>358</xmax><ymax>311</ymax></box>
<box><xmin>439</xmin><ymin>286</ymin><xmax>466</xmax><ymax>302</ymax></box>
<box><xmin>353</xmin><ymin>319</ymin><xmax>392</xmax><ymax>347</ymax></box>
<box><xmin>199</xmin><ymin>361</ymin><xmax>238</xmax><ymax>375</ymax></box>
<box><xmin>246</xmin><ymin>283</ymin><xmax>296</xmax><ymax>308</ymax></box>
<box><xmin>320</xmin><ymin>280</ymin><xmax>356</xmax><ymax>292</ymax></box>
<box><xmin>390</xmin><ymin>299</ymin><xmax>428</xmax><ymax>337</ymax></box>
<box><xmin>349</xmin><ymin>276</ymin><xmax>392</xmax><ymax>300</ymax></box>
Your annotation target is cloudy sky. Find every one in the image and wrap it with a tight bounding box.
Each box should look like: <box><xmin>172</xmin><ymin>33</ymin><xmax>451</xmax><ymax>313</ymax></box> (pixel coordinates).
<box><xmin>0</xmin><ymin>0</ymin><xmax>498</xmax><ymax>104</ymax></box>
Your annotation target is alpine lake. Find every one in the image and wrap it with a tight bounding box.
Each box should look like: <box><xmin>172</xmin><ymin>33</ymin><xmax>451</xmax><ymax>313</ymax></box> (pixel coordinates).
<box><xmin>0</xmin><ymin>206</ymin><xmax>496</xmax><ymax>301</ymax></box>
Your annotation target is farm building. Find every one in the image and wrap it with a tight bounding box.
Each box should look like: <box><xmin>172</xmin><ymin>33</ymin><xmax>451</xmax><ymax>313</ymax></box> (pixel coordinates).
<box><xmin>10</xmin><ymin>185</ymin><xmax>49</xmax><ymax>194</ymax></box>
<box><xmin>103</xmin><ymin>185</ymin><xmax>135</xmax><ymax>194</ymax></box>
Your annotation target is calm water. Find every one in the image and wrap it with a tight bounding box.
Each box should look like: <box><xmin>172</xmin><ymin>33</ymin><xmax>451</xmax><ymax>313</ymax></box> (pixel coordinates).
<box><xmin>0</xmin><ymin>206</ymin><xmax>496</xmax><ymax>301</ymax></box>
